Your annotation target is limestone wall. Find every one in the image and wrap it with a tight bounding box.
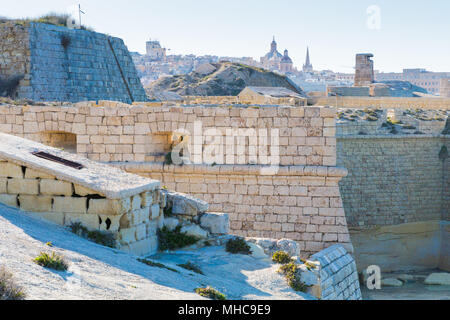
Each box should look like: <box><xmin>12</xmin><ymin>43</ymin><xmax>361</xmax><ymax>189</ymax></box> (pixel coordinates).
<box><xmin>0</xmin><ymin>22</ymin><xmax>31</xmax><ymax>97</ymax></box>
<box><xmin>311</xmin><ymin>96</ymin><xmax>450</xmax><ymax>110</ymax></box>
<box><xmin>0</xmin><ymin>22</ymin><xmax>147</xmax><ymax>103</ymax></box>
<box><xmin>311</xmin><ymin>244</ymin><xmax>362</xmax><ymax>300</ymax></box>
<box><xmin>337</xmin><ymin>134</ymin><xmax>449</xmax><ymax>271</ymax></box>
<box><xmin>337</xmin><ymin>135</ymin><xmax>448</xmax><ymax>227</ymax></box>
<box><xmin>0</xmin><ymin>159</ymin><xmax>162</xmax><ymax>255</ymax></box>
<box><xmin>0</xmin><ymin>102</ymin><xmax>351</xmax><ymax>257</ymax></box>
<box><xmin>118</xmin><ymin>163</ymin><xmax>351</xmax><ymax>256</ymax></box>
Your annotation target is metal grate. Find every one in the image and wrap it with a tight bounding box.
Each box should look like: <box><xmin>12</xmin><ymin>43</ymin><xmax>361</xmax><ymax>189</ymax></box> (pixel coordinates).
<box><xmin>31</xmin><ymin>151</ymin><xmax>85</xmax><ymax>170</ymax></box>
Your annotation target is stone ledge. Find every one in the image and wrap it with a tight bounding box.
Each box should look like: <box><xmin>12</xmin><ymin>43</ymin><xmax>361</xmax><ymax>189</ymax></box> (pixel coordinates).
<box><xmin>0</xmin><ymin>133</ymin><xmax>159</xmax><ymax>199</ymax></box>
<box><xmin>112</xmin><ymin>162</ymin><xmax>348</xmax><ymax>178</ymax></box>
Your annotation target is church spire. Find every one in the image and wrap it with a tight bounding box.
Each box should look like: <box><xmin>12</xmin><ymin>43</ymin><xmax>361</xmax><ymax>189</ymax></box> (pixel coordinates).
<box><xmin>303</xmin><ymin>46</ymin><xmax>313</xmax><ymax>72</ymax></box>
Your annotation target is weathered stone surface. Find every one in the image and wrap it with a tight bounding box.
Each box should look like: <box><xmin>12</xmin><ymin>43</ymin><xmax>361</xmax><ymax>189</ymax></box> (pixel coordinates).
<box><xmin>165</xmin><ymin>190</ymin><xmax>209</xmax><ymax>216</ymax></box>
<box><xmin>163</xmin><ymin>217</ymin><xmax>179</xmax><ymax>231</ymax></box>
<box><xmin>19</xmin><ymin>195</ymin><xmax>52</xmax><ymax>212</ymax></box>
<box><xmin>8</xmin><ymin>178</ymin><xmax>39</xmax><ymax>195</ymax></box>
<box><xmin>311</xmin><ymin>244</ymin><xmax>362</xmax><ymax>300</ymax></box>
<box><xmin>0</xmin><ymin>194</ymin><xmax>18</xmax><ymax>207</ymax></box>
<box><xmin>200</xmin><ymin>212</ymin><xmax>229</xmax><ymax>235</ymax></box>
<box><xmin>180</xmin><ymin>224</ymin><xmax>208</xmax><ymax>239</ymax></box>
<box><xmin>0</xmin><ymin>162</ymin><xmax>23</xmax><ymax>178</ymax></box>
<box><xmin>52</xmin><ymin>197</ymin><xmax>87</xmax><ymax>214</ymax></box>
<box><xmin>424</xmin><ymin>273</ymin><xmax>450</xmax><ymax>286</ymax></box>
<box><xmin>381</xmin><ymin>278</ymin><xmax>403</xmax><ymax>287</ymax></box>
<box><xmin>40</xmin><ymin>179</ymin><xmax>72</xmax><ymax>196</ymax></box>
<box><xmin>88</xmin><ymin>198</ymin><xmax>131</xmax><ymax>215</ymax></box>
<box><xmin>276</xmin><ymin>239</ymin><xmax>300</xmax><ymax>257</ymax></box>
<box><xmin>247</xmin><ymin>242</ymin><xmax>267</xmax><ymax>259</ymax></box>
<box><xmin>25</xmin><ymin>168</ymin><xmax>55</xmax><ymax>179</ymax></box>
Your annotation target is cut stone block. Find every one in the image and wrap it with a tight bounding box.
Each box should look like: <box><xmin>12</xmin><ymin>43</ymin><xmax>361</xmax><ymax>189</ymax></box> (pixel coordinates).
<box><xmin>119</xmin><ymin>227</ymin><xmax>137</xmax><ymax>244</ymax></box>
<box><xmin>19</xmin><ymin>195</ymin><xmax>52</xmax><ymax>212</ymax></box>
<box><xmin>7</xmin><ymin>178</ymin><xmax>39</xmax><ymax>195</ymax></box>
<box><xmin>200</xmin><ymin>212</ymin><xmax>229</xmax><ymax>235</ymax></box>
<box><xmin>140</xmin><ymin>191</ymin><xmax>153</xmax><ymax>208</ymax></box>
<box><xmin>25</xmin><ymin>168</ymin><xmax>55</xmax><ymax>179</ymax></box>
<box><xmin>65</xmin><ymin>214</ymin><xmax>100</xmax><ymax>230</ymax></box>
<box><xmin>150</xmin><ymin>204</ymin><xmax>160</xmax><ymax>219</ymax></box>
<box><xmin>74</xmin><ymin>184</ymin><xmax>101</xmax><ymax>197</ymax></box>
<box><xmin>0</xmin><ymin>194</ymin><xmax>18</xmax><ymax>207</ymax></box>
<box><xmin>0</xmin><ymin>162</ymin><xmax>23</xmax><ymax>178</ymax></box>
<box><xmin>0</xmin><ymin>178</ymin><xmax>6</xmax><ymax>193</ymax></box>
<box><xmin>26</xmin><ymin>211</ymin><xmax>65</xmax><ymax>226</ymax></box>
<box><xmin>52</xmin><ymin>196</ymin><xmax>87</xmax><ymax>214</ymax></box>
<box><xmin>120</xmin><ymin>236</ymin><xmax>158</xmax><ymax>256</ymax></box>
<box><xmin>88</xmin><ymin>198</ymin><xmax>131</xmax><ymax>215</ymax></box>
<box><xmin>40</xmin><ymin>179</ymin><xmax>73</xmax><ymax>196</ymax></box>
<box><xmin>180</xmin><ymin>224</ymin><xmax>208</xmax><ymax>239</ymax></box>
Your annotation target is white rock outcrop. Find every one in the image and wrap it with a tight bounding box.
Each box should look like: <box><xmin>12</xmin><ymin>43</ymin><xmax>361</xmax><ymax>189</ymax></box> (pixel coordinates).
<box><xmin>200</xmin><ymin>212</ymin><xmax>229</xmax><ymax>235</ymax></box>
<box><xmin>424</xmin><ymin>273</ymin><xmax>450</xmax><ymax>286</ymax></box>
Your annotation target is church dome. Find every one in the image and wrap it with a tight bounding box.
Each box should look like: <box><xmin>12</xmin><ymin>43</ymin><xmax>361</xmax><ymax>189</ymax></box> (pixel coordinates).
<box><xmin>281</xmin><ymin>50</ymin><xmax>292</xmax><ymax>63</ymax></box>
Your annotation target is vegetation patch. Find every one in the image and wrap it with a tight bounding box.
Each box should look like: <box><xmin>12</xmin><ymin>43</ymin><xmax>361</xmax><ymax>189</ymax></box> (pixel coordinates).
<box><xmin>157</xmin><ymin>226</ymin><xmax>200</xmax><ymax>251</ymax></box>
<box><xmin>68</xmin><ymin>222</ymin><xmax>116</xmax><ymax>248</ymax></box>
<box><xmin>278</xmin><ymin>262</ymin><xmax>309</xmax><ymax>293</ymax></box>
<box><xmin>137</xmin><ymin>258</ymin><xmax>178</xmax><ymax>273</ymax></box>
<box><xmin>0</xmin><ymin>75</ymin><xmax>23</xmax><ymax>98</ymax></box>
<box><xmin>225</xmin><ymin>238</ymin><xmax>252</xmax><ymax>255</ymax></box>
<box><xmin>33</xmin><ymin>252</ymin><xmax>68</xmax><ymax>271</ymax></box>
<box><xmin>272</xmin><ymin>251</ymin><xmax>293</xmax><ymax>264</ymax></box>
<box><xmin>178</xmin><ymin>261</ymin><xmax>204</xmax><ymax>275</ymax></box>
<box><xmin>195</xmin><ymin>286</ymin><xmax>226</xmax><ymax>300</ymax></box>
<box><xmin>0</xmin><ymin>267</ymin><xmax>26</xmax><ymax>300</ymax></box>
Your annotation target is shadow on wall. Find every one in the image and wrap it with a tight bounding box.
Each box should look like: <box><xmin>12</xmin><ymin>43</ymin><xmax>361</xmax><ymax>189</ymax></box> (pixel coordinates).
<box><xmin>38</xmin><ymin>132</ymin><xmax>77</xmax><ymax>154</ymax></box>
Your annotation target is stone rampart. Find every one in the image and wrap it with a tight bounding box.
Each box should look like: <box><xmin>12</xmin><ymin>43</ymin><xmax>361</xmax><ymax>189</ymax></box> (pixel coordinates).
<box><xmin>0</xmin><ymin>102</ymin><xmax>352</xmax><ymax>257</ymax></box>
<box><xmin>0</xmin><ymin>22</ymin><xmax>147</xmax><ymax>103</ymax></box>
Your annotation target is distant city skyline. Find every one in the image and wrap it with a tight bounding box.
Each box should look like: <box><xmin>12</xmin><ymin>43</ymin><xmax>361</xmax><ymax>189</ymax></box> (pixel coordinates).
<box><xmin>3</xmin><ymin>0</ymin><xmax>450</xmax><ymax>73</ymax></box>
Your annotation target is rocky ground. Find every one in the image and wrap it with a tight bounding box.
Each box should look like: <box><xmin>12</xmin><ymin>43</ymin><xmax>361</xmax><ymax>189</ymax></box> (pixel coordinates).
<box><xmin>362</xmin><ymin>271</ymin><xmax>450</xmax><ymax>300</ymax></box>
<box><xmin>0</xmin><ymin>203</ymin><xmax>311</xmax><ymax>300</ymax></box>
<box><xmin>145</xmin><ymin>62</ymin><xmax>306</xmax><ymax>97</ymax></box>
<box><xmin>337</xmin><ymin>107</ymin><xmax>449</xmax><ymax>135</ymax></box>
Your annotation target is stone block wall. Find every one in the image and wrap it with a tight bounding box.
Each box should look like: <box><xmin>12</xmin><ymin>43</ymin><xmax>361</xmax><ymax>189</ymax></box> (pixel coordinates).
<box><xmin>0</xmin><ymin>158</ymin><xmax>162</xmax><ymax>255</ymax></box>
<box><xmin>337</xmin><ymin>134</ymin><xmax>449</xmax><ymax>271</ymax></box>
<box><xmin>311</xmin><ymin>96</ymin><xmax>450</xmax><ymax>110</ymax></box>
<box><xmin>337</xmin><ymin>135</ymin><xmax>448</xmax><ymax>227</ymax></box>
<box><xmin>310</xmin><ymin>244</ymin><xmax>362</xmax><ymax>300</ymax></box>
<box><xmin>0</xmin><ymin>22</ymin><xmax>147</xmax><ymax>103</ymax></box>
<box><xmin>0</xmin><ymin>102</ymin><xmax>352</xmax><ymax>257</ymax></box>
<box><xmin>119</xmin><ymin>163</ymin><xmax>351</xmax><ymax>256</ymax></box>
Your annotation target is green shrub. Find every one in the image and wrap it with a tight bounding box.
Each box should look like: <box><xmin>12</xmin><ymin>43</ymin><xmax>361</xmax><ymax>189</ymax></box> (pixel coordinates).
<box><xmin>68</xmin><ymin>222</ymin><xmax>116</xmax><ymax>248</ymax></box>
<box><xmin>33</xmin><ymin>252</ymin><xmax>68</xmax><ymax>271</ymax></box>
<box><xmin>0</xmin><ymin>267</ymin><xmax>25</xmax><ymax>300</ymax></box>
<box><xmin>0</xmin><ymin>75</ymin><xmax>23</xmax><ymax>98</ymax></box>
<box><xmin>195</xmin><ymin>287</ymin><xmax>226</xmax><ymax>300</ymax></box>
<box><xmin>278</xmin><ymin>262</ymin><xmax>309</xmax><ymax>292</ymax></box>
<box><xmin>225</xmin><ymin>238</ymin><xmax>251</xmax><ymax>255</ymax></box>
<box><xmin>137</xmin><ymin>258</ymin><xmax>178</xmax><ymax>273</ymax></box>
<box><xmin>272</xmin><ymin>251</ymin><xmax>293</xmax><ymax>264</ymax></box>
<box><xmin>178</xmin><ymin>261</ymin><xmax>204</xmax><ymax>275</ymax></box>
<box><xmin>157</xmin><ymin>226</ymin><xmax>200</xmax><ymax>251</ymax></box>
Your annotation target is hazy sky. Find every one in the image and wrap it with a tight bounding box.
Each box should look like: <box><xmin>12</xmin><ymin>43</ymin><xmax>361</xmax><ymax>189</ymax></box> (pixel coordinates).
<box><xmin>3</xmin><ymin>0</ymin><xmax>450</xmax><ymax>73</ymax></box>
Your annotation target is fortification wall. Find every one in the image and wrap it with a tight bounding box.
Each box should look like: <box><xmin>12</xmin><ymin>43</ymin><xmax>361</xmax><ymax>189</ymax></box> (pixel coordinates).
<box><xmin>311</xmin><ymin>96</ymin><xmax>450</xmax><ymax>110</ymax></box>
<box><xmin>337</xmin><ymin>134</ymin><xmax>449</xmax><ymax>271</ymax></box>
<box><xmin>0</xmin><ymin>102</ymin><xmax>351</xmax><ymax>257</ymax></box>
<box><xmin>0</xmin><ymin>22</ymin><xmax>147</xmax><ymax>103</ymax></box>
